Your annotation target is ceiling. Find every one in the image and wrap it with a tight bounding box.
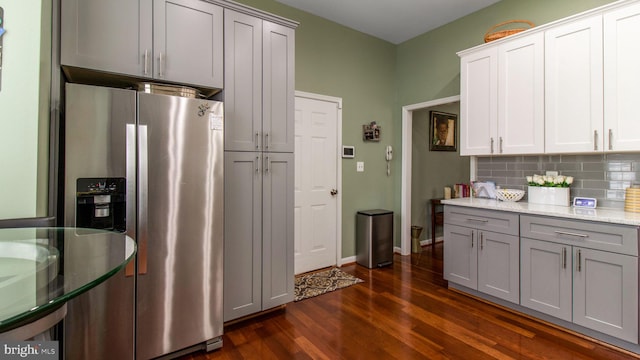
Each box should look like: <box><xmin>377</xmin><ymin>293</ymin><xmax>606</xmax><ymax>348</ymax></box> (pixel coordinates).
<box><xmin>274</xmin><ymin>0</ymin><xmax>501</xmax><ymax>44</ymax></box>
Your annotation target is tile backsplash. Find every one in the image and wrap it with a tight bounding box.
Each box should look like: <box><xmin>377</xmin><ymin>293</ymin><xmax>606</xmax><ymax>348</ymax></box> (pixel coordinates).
<box><xmin>475</xmin><ymin>153</ymin><xmax>640</xmax><ymax>209</ymax></box>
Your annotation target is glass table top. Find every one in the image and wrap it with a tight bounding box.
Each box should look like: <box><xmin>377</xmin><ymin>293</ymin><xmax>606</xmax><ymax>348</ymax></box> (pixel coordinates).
<box><xmin>0</xmin><ymin>227</ymin><xmax>136</xmax><ymax>332</ymax></box>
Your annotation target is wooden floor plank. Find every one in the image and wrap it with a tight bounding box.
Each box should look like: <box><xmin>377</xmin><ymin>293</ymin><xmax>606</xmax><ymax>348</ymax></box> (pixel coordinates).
<box><xmin>179</xmin><ymin>244</ymin><xmax>639</xmax><ymax>360</ymax></box>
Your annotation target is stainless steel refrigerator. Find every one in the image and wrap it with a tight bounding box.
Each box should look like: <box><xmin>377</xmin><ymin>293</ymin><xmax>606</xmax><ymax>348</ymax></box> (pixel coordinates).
<box><xmin>63</xmin><ymin>83</ymin><xmax>224</xmax><ymax>359</ymax></box>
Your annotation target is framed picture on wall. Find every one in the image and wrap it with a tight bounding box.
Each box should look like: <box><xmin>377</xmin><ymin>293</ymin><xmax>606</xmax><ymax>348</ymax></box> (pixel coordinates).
<box><xmin>429</xmin><ymin>111</ymin><xmax>457</xmax><ymax>151</ymax></box>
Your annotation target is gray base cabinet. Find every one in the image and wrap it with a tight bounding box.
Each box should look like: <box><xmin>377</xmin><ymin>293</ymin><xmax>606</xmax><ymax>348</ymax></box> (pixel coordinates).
<box><xmin>520</xmin><ymin>214</ymin><xmax>639</xmax><ymax>344</ymax></box>
<box><xmin>61</xmin><ymin>0</ymin><xmax>223</xmax><ymax>88</ymax></box>
<box><xmin>444</xmin><ymin>207</ymin><xmax>520</xmax><ymax>304</ymax></box>
<box><xmin>224</xmin><ymin>152</ymin><xmax>294</xmax><ymax>322</ymax></box>
<box><xmin>447</xmin><ymin>206</ymin><xmax>640</xmax><ymax>346</ymax></box>
<box><xmin>521</xmin><ymin>238</ymin><xmax>572</xmax><ymax>321</ymax></box>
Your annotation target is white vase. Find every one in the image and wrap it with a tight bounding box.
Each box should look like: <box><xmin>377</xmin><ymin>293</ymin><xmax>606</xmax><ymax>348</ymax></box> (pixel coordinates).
<box><xmin>527</xmin><ymin>186</ymin><xmax>570</xmax><ymax>206</ymax></box>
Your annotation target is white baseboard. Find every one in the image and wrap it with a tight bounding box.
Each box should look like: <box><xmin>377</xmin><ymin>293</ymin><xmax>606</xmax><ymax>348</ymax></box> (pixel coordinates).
<box><xmin>420</xmin><ymin>237</ymin><xmax>443</xmax><ymax>246</ymax></box>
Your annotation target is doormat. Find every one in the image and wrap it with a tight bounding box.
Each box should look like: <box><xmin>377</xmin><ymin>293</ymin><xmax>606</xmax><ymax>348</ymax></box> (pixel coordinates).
<box><xmin>294</xmin><ymin>267</ymin><xmax>364</xmax><ymax>302</ymax></box>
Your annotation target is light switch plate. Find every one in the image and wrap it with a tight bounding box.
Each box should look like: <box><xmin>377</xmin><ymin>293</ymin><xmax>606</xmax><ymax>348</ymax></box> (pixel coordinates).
<box><xmin>356</xmin><ymin>162</ymin><xmax>364</xmax><ymax>172</ymax></box>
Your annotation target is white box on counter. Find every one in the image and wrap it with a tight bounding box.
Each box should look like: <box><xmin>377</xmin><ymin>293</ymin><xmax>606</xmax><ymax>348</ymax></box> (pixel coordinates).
<box><xmin>527</xmin><ymin>186</ymin><xmax>570</xmax><ymax>207</ymax></box>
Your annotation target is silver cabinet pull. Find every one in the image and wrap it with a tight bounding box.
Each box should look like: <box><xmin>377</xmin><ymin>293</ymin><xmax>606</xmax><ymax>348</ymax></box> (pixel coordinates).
<box><xmin>609</xmin><ymin>129</ymin><xmax>613</xmax><ymax>150</ymax></box>
<box><xmin>594</xmin><ymin>130</ymin><xmax>598</xmax><ymax>151</ymax></box>
<box><xmin>554</xmin><ymin>230</ymin><xmax>588</xmax><ymax>238</ymax></box>
<box><xmin>255</xmin><ymin>156</ymin><xmax>260</xmax><ymax>173</ymax></box>
<box><xmin>577</xmin><ymin>249</ymin><xmax>582</xmax><ymax>272</ymax></box>
<box><xmin>480</xmin><ymin>232</ymin><xmax>484</xmax><ymax>250</ymax></box>
<box><xmin>264</xmin><ymin>132</ymin><xmax>269</xmax><ymax>149</ymax></box>
<box><xmin>471</xmin><ymin>231</ymin><xmax>474</xmax><ymax>248</ymax></box>
<box><xmin>562</xmin><ymin>247</ymin><xmax>567</xmax><ymax>269</ymax></box>
<box><xmin>499</xmin><ymin>137</ymin><xmax>503</xmax><ymax>154</ymax></box>
<box><xmin>467</xmin><ymin>218</ymin><xmax>489</xmax><ymax>223</ymax></box>
<box><xmin>264</xmin><ymin>156</ymin><xmax>270</xmax><ymax>174</ymax></box>
<box><xmin>143</xmin><ymin>49</ymin><xmax>149</xmax><ymax>75</ymax></box>
<box><xmin>490</xmin><ymin>138</ymin><xmax>494</xmax><ymax>154</ymax></box>
<box><xmin>158</xmin><ymin>52</ymin><xmax>164</xmax><ymax>78</ymax></box>
<box><xmin>256</xmin><ymin>132</ymin><xmax>260</xmax><ymax>149</ymax></box>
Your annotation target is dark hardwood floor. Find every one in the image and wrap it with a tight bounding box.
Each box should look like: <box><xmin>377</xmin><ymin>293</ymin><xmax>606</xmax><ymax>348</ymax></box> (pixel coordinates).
<box><xmin>180</xmin><ymin>244</ymin><xmax>638</xmax><ymax>359</ymax></box>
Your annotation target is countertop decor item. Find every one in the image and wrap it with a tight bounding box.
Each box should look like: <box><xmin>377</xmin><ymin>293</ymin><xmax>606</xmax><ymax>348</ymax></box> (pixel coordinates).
<box><xmin>526</xmin><ymin>174</ymin><xmax>573</xmax><ymax>188</ymax></box>
<box><xmin>625</xmin><ymin>186</ymin><xmax>640</xmax><ymax>213</ymax></box>
<box><xmin>526</xmin><ymin>174</ymin><xmax>572</xmax><ymax>206</ymax></box>
<box><xmin>494</xmin><ymin>189</ymin><xmax>525</xmax><ymax>202</ymax></box>
<box><xmin>484</xmin><ymin>20</ymin><xmax>534</xmax><ymax>43</ymax></box>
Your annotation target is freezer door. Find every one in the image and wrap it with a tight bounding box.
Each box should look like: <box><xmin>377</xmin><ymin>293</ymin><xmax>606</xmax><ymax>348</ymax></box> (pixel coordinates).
<box><xmin>136</xmin><ymin>93</ymin><xmax>224</xmax><ymax>359</ymax></box>
<box><xmin>63</xmin><ymin>83</ymin><xmax>137</xmax><ymax>360</ymax></box>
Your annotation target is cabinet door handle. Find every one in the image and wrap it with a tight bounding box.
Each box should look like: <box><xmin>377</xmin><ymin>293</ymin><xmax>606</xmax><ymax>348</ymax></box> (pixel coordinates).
<box><xmin>562</xmin><ymin>247</ymin><xmax>567</xmax><ymax>269</ymax></box>
<box><xmin>158</xmin><ymin>52</ymin><xmax>164</xmax><ymax>78</ymax></box>
<box><xmin>264</xmin><ymin>132</ymin><xmax>269</xmax><ymax>150</ymax></box>
<box><xmin>490</xmin><ymin>138</ymin><xmax>494</xmax><ymax>154</ymax></box>
<box><xmin>255</xmin><ymin>156</ymin><xmax>260</xmax><ymax>174</ymax></box>
<box><xmin>577</xmin><ymin>249</ymin><xmax>582</xmax><ymax>272</ymax></box>
<box><xmin>256</xmin><ymin>132</ymin><xmax>260</xmax><ymax>149</ymax></box>
<box><xmin>609</xmin><ymin>129</ymin><xmax>613</xmax><ymax>151</ymax></box>
<box><xmin>594</xmin><ymin>130</ymin><xmax>598</xmax><ymax>151</ymax></box>
<box><xmin>554</xmin><ymin>230</ymin><xmax>588</xmax><ymax>238</ymax></box>
<box><xmin>143</xmin><ymin>49</ymin><xmax>149</xmax><ymax>75</ymax></box>
<box><xmin>499</xmin><ymin>137</ymin><xmax>503</xmax><ymax>154</ymax></box>
<box><xmin>480</xmin><ymin>232</ymin><xmax>484</xmax><ymax>250</ymax></box>
<box><xmin>471</xmin><ymin>231</ymin><xmax>474</xmax><ymax>248</ymax></box>
<box><xmin>264</xmin><ymin>156</ymin><xmax>270</xmax><ymax>174</ymax></box>
<box><xmin>467</xmin><ymin>218</ymin><xmax>489</xmax><ymax>223</ymax></box>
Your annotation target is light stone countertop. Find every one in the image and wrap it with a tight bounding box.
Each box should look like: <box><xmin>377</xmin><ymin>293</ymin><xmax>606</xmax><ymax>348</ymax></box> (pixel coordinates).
<box><xmin>441</xmin><ymin>197</ymin><xmax>640</xmax><ymax>227</ymax></box>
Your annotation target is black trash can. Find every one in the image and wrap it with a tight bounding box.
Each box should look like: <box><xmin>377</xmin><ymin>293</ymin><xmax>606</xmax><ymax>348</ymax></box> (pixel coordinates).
<box><xmin>356</xmin><ymin>209</ymin><xmax>393</xmax><ymax>268</ymax></box>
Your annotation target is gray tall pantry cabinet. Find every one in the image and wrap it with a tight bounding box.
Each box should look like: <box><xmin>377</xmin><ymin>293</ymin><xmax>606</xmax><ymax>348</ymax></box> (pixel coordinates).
<box><xmin>223</xmin><ymin>9</ymin><xmax>297</xmax><ymax>321</ymax></box>
<box><xmin>61</xmin><ymin>0</ymin><xmax>224</xmax><ymax>89</ymax></box>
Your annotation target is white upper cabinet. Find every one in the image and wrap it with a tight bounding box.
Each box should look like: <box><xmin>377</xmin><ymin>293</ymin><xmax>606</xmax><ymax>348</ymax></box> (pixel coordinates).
<box><xmin>498</xmin><ymin>32</ymin><xmax>545</xmax><ymax>154</ymax></box>
<box><xmin>460</xmin><ymin>0</ymin><xmax>640</xmax><ymax>156</ymax></box>
<box><xmin>604</xmin><ymin>2</ymin><xmax>640</xmax><ymax>152</ymax></box>
<box><xmin>460</xmin><ymin>47</ymin><xmax>498</xmax><ymax>156</ymax></box>
<box><xmin>460</xmin><ymin>32</ymin><xmax>543</xmax><ymax>156</ymax></box>
<box><xmin>61</xmin><ymin>0</ymin><xmax>223</xmax><ymax>89</ymax></box>
<box><xmin>545</xmin><ymin>15</ymin><xmax>603</xmax><ymax>154</ymax></box>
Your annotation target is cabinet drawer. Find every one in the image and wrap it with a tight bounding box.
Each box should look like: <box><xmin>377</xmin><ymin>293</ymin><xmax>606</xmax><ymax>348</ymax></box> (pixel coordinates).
<box><xmin>520</xmin><ymin>215</ymin><xmax>638</xmax><ymax>256</ymax></box>
<box><xmin>444</xmin><ymin>206</ymin><xmax>519</xmax><ymax>236</ymax></box>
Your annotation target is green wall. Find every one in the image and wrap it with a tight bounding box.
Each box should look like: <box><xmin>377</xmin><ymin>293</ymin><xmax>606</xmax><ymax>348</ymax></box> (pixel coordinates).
<box><xmin>0</xmin><ymin>0</ymin><xmax>51</xmax><ymax>219</ymax></box>
<box><xmin>234</xmin><ymin>0</ymin><xmax>397</xmax><ymax>258</ymax></box>
<box><xmin>219</xmin><ymin>0</ymin><xmax>616</xmax><ymax>258</ymax></box>
<box><xmin>394</xmin><ymin>0</ymin><xmax>614</xmax><ymax>248</ymax></box>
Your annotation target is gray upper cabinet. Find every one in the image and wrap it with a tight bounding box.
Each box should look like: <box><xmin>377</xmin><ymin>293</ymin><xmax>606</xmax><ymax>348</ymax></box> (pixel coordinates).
<box><xmin>61</xmin><ymin>0</ymin><xmax>223</xmax><ymax>89</ymax></box>
<box><xmin>61</xmin><ymin>0</ymin><xmax>153</xmax><ymax>77</ymax></box>
<box><xmin>224</xmin><ymin>9</ymin><xmax>295</xmax><ymax>152</ymax></box>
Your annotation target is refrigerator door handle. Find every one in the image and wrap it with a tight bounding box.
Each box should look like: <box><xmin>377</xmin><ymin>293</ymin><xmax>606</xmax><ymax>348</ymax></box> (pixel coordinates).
<box><xmin>125</xmin><ymin>124</ymin><xmax>136</xmax><ymax>277</ymax></box>
<box><xmin>138</xmin><ymin>124</ymin><xmax>149</xmax><ymax>275</ymax></box>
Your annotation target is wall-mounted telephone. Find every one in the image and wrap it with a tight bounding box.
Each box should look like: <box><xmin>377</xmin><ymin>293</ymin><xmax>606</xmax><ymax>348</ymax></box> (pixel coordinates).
<box><xmin>385</xmin><ymin>146</ymin><xmax>393</xmax><ymax>161</ymax></box>
<box><xmin>385</xmin><ymin>146</ymin><xmax>393</xmax><ymax>176</ymax></box>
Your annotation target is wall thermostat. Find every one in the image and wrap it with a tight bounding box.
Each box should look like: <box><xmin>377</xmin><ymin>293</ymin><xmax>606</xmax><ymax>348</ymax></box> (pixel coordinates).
<box><xmin>573</xmin><ymin>197</ymin><xmax>597</xmax><ymax>208</ymax></box>
<box><xmin>342</xmin><ymin>146</ymin><xmax>355</xmax><ymax>158</ymax></box>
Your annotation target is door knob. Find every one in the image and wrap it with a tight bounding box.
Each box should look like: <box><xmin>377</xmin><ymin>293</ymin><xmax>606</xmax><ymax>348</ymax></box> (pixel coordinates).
<box><xmin>330</xmin><ymin>189</ymin><xmax>338</xmax><ymax>196</ymax></box>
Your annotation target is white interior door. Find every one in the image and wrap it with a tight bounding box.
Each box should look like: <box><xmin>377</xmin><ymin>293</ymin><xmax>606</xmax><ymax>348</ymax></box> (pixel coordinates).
<box><xmin>294</xmin><ymin>93</ymin><xmax>340</xmax><ymax>275</ymax></box>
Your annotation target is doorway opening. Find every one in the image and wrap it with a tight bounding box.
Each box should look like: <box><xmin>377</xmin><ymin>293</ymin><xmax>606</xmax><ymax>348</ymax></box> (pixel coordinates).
<box><xmin>400</xmin><ymin>96</ymin><xmax>461</xmax><ymax>255</ymax></box>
